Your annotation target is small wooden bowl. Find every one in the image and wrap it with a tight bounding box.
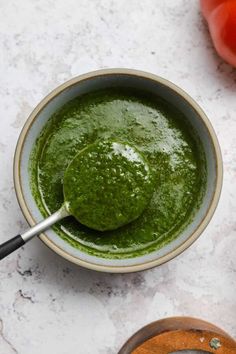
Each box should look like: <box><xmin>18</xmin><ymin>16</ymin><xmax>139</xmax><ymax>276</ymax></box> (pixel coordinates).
<box><xmin>118</xmin><ymin>317</ymin><xmax>236</xmax><ymax>354</ymax></box>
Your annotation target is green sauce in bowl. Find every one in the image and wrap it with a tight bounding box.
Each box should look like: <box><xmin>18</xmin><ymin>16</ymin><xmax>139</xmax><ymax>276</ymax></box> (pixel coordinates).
<box><xmin>30</xmin><ymin>88</ymin><xmax>206</xmax><ymax>259</ymax></box>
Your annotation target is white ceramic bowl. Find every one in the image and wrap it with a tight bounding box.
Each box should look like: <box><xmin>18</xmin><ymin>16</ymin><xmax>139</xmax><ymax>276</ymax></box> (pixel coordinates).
<box><xmin>14</xmin><ymin>69</ymin><xmax>223</xmax><ymax>273</ymax></box>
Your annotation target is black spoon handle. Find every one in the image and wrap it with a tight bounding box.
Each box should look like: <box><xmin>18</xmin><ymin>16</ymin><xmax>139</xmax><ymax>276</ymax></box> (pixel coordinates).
<box><xmin>0</xmin><ymin>235</ymin><xmax>25</xmax><ymax>260</ymax></box>
<box><xmin>0</xmin><ymin>206</ymin><xmax>69</xmax><ymax>261</ymax></box>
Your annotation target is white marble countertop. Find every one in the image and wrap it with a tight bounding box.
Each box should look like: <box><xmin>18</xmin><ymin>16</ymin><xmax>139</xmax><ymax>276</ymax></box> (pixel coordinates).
<box><xmin>0</xmin><ymin>1</ymin><xmax>235</xmax><ymax>353</ymax></box>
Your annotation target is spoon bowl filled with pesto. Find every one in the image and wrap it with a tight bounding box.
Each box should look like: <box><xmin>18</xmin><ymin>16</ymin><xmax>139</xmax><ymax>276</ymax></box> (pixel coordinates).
<box><xmin>12</xmin><ymin>69</ymin><xmax>222</xmax><ymax>272</ymax></box>
<box><xmin>63</xmin><ymin>140</ymin><xmax>154</xmax><ymax>231</ymax></box>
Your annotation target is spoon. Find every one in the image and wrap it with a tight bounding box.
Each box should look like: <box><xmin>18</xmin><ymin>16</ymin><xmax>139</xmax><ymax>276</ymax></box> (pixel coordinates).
<box><xmin>0</xmin><ymin>140</ymin><xmax>154</xmax><ymax>260</ymax></box>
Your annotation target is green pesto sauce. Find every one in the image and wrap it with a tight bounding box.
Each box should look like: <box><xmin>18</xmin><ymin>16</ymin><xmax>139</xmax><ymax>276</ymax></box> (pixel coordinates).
<box><xmin>30</xmin><ymin>88</ymin><xmax>206</xmax><ymax>259</ymax></box>
<box><xmin>63</xmin><ymin>140</ymin><xmax>155</xmax><ymax>231</ymax></box>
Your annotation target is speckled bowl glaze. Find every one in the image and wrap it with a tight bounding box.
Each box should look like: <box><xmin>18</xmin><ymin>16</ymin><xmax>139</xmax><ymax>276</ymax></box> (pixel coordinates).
<box><xmin>14</xmin><ymin>69</ymin><xmax>223</xmax><ymax>273</ymax></box>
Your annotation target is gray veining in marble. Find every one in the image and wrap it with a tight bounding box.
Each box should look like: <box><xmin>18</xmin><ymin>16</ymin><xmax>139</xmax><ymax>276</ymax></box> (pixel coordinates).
<box><xmin>0</xmin><ymin>1</ymin><xmax>235</xmax><ymax>353</ymax></box>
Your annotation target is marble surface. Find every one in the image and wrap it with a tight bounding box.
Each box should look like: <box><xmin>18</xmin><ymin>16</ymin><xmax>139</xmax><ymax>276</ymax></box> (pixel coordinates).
<box><xmin>0</xmin><ymin>0</ymin><xmax>235</xmax><ymax>353</ymax></box>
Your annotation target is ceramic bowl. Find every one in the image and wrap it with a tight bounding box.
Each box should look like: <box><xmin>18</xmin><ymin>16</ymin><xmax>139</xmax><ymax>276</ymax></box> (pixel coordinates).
<box><xmin>14</xmin><ymin>69</ymin><xmax>223</xmax><ymax>273</ymax></box>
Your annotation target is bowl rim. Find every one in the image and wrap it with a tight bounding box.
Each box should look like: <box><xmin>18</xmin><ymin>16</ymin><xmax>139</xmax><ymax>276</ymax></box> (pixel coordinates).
<box><xmin>13</xmin><ymin>68</ymin><xmax>223</xmax><ymax>273</ymax></box>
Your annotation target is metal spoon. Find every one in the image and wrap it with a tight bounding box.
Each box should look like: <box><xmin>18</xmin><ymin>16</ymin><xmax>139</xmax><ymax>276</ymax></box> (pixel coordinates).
<box><xmin>0</xmin><ymin>204</ymin><xmax>69</xmax><ymax>260</ymax></box>
<box><xmin>0</xmin><ymin>140</ymin><xmax>153</xmax><ymax>260</ymax></box>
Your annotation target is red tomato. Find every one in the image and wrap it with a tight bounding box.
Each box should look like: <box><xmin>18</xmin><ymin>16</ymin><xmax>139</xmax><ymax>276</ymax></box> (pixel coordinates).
<box><xmin>200</xmin><ymin>0</ymin><xmax>236</xmax><ymax>67</ymax></box>
<box><xmin>200</xmin><ymin>0</ymin><xmax>226</xmax><ymax>19</ymax></box>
